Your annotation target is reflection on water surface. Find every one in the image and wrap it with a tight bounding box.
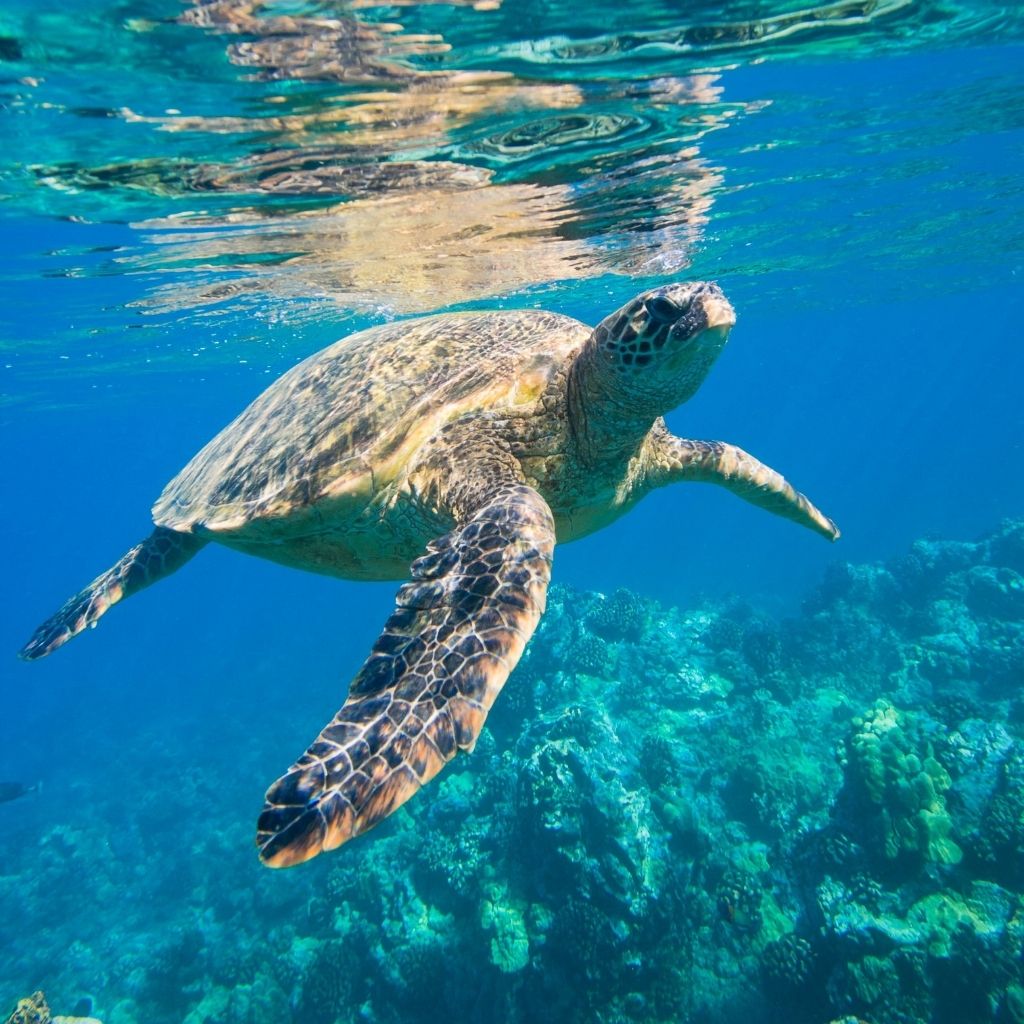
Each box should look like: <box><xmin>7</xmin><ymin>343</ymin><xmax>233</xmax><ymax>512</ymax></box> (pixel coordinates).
<box><xmin>1</xmin><ymin>0</ymin><xmax>1022</xmax><ymax>371</ymax></box>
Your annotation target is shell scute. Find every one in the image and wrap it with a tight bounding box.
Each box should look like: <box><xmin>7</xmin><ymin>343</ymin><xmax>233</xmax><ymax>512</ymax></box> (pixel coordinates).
<box><xmin>152</xmin><ymin>310</ymin><xmax>584</xmax><ymax>535</ymax></box>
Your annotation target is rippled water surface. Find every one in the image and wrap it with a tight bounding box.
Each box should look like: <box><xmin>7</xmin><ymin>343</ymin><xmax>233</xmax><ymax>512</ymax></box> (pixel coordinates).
<box><xmin>2</xmin><ymin>1</ymin><xmax>1024</xmax><ymax>1022</ymax></box>
<box><xmin>3</xmin><ymin>0</ymin><xmax>1023</xmax><ymax>350</ymax></box>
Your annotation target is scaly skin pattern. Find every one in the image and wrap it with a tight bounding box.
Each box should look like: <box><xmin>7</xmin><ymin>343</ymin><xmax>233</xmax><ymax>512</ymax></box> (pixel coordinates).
<box><xmin>20</xmin><ymin>281</ymin><xmax>840</xmax><ymax>866</ymax></box>
<box><xmin>644</xmin><ymin>424</ymin><xmax>840</xmax><ymax>541</ymax></box>
<box><xmin>18</xmin><ymin>528</ymin><xmax>206</xmax><ymax>660</ymax></box>
<box><xmin>151</xmin><ymin>309</ymin><xmax>588</xmax><ymax>575</ymax></box>
<box><xmin>257</xmin><ymin>483</ymin><xmax>553</xmax><ymax>867</ymax></box>
<box><xmin>151</xmin><ymin>309</ymin><xmax>583</xmax><ymax>532</ymax></box>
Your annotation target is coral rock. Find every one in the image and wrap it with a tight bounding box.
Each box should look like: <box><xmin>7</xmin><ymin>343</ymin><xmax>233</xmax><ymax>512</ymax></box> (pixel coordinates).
<box><xmin>3</xmin><ymin>993</ymin><xmax>102</xmax><ymax>1024</ymax></box>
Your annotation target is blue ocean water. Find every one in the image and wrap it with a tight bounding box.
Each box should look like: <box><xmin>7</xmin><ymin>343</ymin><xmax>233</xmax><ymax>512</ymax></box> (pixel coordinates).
<box><xmin>2</xmin><ymin>1</ymin><xmax>1024</xmax><ymax>1022</ymax></box>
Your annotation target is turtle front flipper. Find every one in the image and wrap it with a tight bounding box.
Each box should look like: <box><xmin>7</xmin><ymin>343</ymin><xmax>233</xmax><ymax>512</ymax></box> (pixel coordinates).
<box><xmin>19</xmin><ymin>527</ymin><xmax>206</xmax><ymax>660</ymax></box>
<box><xmin>649</xmin><ymin>429</ymin><xmax>840</xmax><ymax>541</ymax></box>
<box><xmin>257</xmin><ymin>483</ymin><xmax>554</xmax><ymax>868</ymax></box>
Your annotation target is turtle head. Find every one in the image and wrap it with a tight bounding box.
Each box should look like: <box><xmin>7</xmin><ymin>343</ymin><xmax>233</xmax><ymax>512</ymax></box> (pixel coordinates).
<box><xmin>568</xmin><ymin>281</ymin><xmax>735</xmax><ymax>459</ymax></box>
<box><xmin>588</xmin><ymin>281</ymin><xmax>735</xmax><ymax>411</ymax></box>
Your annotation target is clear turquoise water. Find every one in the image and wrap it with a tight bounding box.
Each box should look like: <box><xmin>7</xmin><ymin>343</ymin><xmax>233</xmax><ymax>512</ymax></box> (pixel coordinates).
<box><xmin>2</xmin><ymin>1</ymin><xmax>1024</xmax><ymax>1021</ymax></box>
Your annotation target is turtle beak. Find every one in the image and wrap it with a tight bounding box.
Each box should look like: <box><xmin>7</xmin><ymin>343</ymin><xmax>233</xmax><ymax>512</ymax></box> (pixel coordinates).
<box><xmin>700</xmin><ymin>285</ymin><xmax>736</xmax><ymax>333</ymax></box>
<box><xmin>657</xmin><ymin>281</ymin><xmax>735</xmax><ymax>344</ymax></box>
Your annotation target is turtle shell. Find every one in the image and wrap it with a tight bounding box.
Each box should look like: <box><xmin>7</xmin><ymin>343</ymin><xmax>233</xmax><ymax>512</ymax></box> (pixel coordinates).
<box><xmin>153</xmin><ymin>309</ymin><xmax>586</xmax><ymax>536</ymax></box>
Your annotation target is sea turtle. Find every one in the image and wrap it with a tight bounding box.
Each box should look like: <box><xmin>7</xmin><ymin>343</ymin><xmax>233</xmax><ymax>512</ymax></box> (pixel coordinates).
<box><xmin>20</xmin><ymin>281</ymin><xmax>838</xmax><ymax>868</ymax></box>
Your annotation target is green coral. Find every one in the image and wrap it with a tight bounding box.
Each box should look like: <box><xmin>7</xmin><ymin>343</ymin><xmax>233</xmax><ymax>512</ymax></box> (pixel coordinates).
<box><xmin>903</xmin><ymin>883</ymin><xmax>1013</xmax><ymax>957</ymax></box>
<box><xmin>845</xmin><ymin>954</ymin><xmax>901</xmax><ymax>1014</ymax></box>
<box><xmin>181</xmin><ymin>978</ymin><xmax>289</xmax><ymax>1024</ymax></box>
<box><xmin>1004</xmin><ymin>984</ymin><xmax>1024</xmax><ymax>1024</ymax></box>
<box><xmin>480</xmin><ymin>885</ymin><xmax>530</xmax><ymax>973</ymax></box>
<box><xmin>846</xmin><ymin>699</ymin><xmax>962</xmax><ymax>864</ymax></box>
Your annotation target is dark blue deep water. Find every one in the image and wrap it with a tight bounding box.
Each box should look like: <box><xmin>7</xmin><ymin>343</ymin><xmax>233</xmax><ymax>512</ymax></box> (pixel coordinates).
<box><xmin>2</xmin><ymin>2</ymin><xmax>1024</xmax><ymax>1022</ymax></box>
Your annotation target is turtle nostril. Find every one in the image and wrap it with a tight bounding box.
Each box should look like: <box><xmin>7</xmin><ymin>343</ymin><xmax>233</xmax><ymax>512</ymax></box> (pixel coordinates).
<box><xmin>644</xmin><ymin>295</ymin><xmax>685</xmax><ymax>324</ymax></box>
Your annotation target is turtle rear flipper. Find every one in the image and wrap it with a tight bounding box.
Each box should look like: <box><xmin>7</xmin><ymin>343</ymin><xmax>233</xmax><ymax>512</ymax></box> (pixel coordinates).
<box><xmin>257</xmin><ymin>483</ymin><xmax>554</xmax><ymax>868</ymax></box>
<box><xmin>19</xmin><ymin>527</ymin><xmax>206</xmax><ymax>660</ymax></box>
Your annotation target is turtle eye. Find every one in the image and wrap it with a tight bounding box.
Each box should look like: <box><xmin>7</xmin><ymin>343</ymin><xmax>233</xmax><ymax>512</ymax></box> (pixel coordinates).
<box><xmin>644</xmin><ymin>295</ymin><xmax>685</xmax><ymax>324</ymax></box>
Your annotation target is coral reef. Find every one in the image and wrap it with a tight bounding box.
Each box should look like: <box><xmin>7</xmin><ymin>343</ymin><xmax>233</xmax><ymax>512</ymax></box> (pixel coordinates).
<box><xmin>585</xmin><ymin>588</ymin><xmax>649</xmax><ymax>643</ymax></box>
<box><xmin>3</xmin><ymin>992</ymin><xmax>102</xmax><ymax>1024</ymax></box>
<box><xmin>5</xmin><ymin>519</ymin><xmax>1024</xmax><ymax>1023</ymax></box>
<box><xmin>842</xmin><ymin>699</ymin><xmax>963</xmax><ymax>864</ymax></box>
<box><xmin>761</xmin><ymin>933</ymin><xmax>815</xmax><ymax>992</ymax></box>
